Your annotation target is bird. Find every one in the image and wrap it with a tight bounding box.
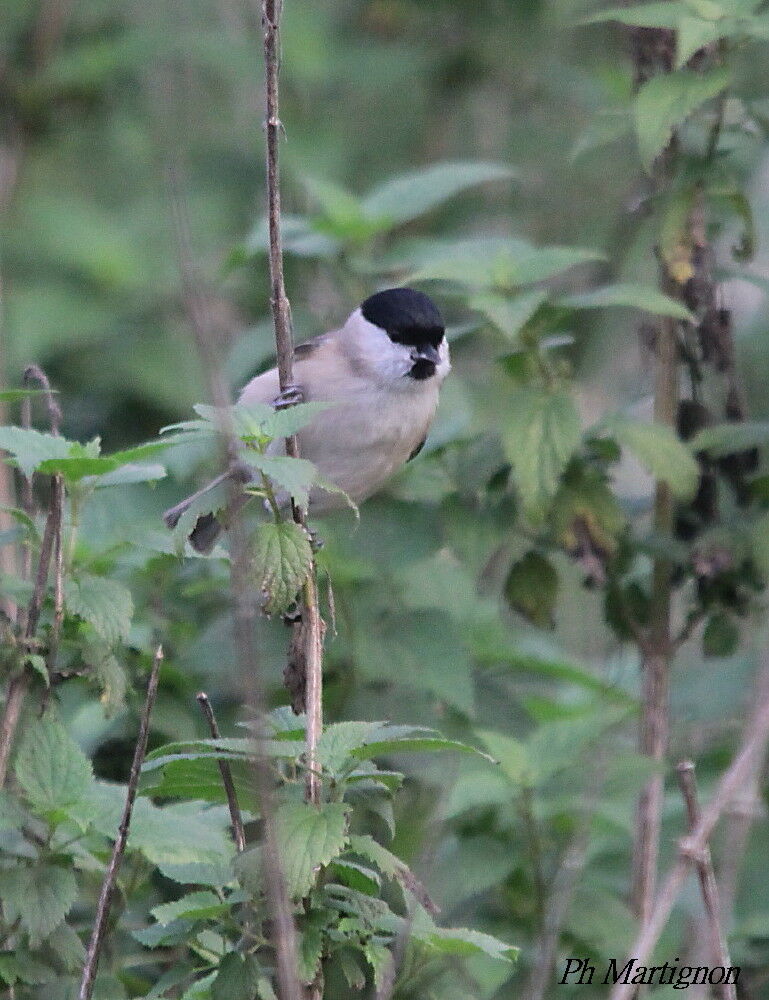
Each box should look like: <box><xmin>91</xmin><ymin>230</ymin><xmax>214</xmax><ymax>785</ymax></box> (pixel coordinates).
<box><xmin>163</xmin><ymin>287</ymin><xmax>450</xmax><ymax>552</ymax></box>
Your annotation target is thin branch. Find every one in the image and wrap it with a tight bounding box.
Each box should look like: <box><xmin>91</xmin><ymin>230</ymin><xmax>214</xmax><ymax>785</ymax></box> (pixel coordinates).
<box><xmin>0</xmin><ymin>367</ymin><xmax>63</xmax><ymax>787</ymax></box>
<box><xmin>164</xmin><ymin>151</ymin><xmax>303</xmax><ymax>1000</ymax></box>
<box><xmin>196</xmin><ymin>691</ymin><xmax>246</xmax><ymax>853</ymax></box>
<box><xmin>675</xmin><ymin>761</ymin><xmax>736</xmax><ymax>1000</ymax></box>
<box><xmin>610</xmin><ymin>657</ymin><xmax>769</xmax><ymax>1000</ymax></box>
<box><xmin>260</xmin><ymin>0</ymin><xmax>323</xmax><ymax>810</ymax></box>
<box><xmin>79</xmin><ymin>645</ymin><xmax>163</xmax><ymax>1000</ymax></box>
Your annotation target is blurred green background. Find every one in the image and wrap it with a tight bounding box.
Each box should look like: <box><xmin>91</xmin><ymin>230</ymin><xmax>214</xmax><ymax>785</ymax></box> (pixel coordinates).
<box><xmin>4</xmin><ymin>0</ymin><xmax>769</xmax><ymax>996</ymax></box>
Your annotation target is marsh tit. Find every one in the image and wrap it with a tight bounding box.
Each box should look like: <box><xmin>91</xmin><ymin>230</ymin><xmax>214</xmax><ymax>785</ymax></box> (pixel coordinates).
<box><xmin>163</xmin><ymin>287</ymin><xmax>451</xmax><ymax>552</ymax></box>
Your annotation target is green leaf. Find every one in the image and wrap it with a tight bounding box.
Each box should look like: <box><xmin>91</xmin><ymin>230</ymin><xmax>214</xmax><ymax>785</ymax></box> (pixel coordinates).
<box><xmin>249</xmin><ymin>454</ymin><xmax>319</xmax><ymax>509</ymax></box>
<box><xmin>0</xmin><ymin>864</ymin><xmax>77</xmax><ymax>946</ymax></box>
<box><xmin>46</xmin><ymin>922</ymin><xmax>86</xmax><ymax>972</ymax></box>
<box><xmin>502</xmin><ymin>388</ymin><xmax>582</xmax><ymax>521</ymax></box>
<box><xmin>469</xmin><ymin>290</ymin><xmax>549</xmax><ymax>340</ymax></box>
<box><xmin>303</xmin><ymin>176</ymin><xmax>371</xmax><ymax>240</ymax></box>
<box><xmin>15</xmin><ymin>718</ymin><xmax>93</xmax><ymax>816</ymax></box>
<box><xmin>407</xmin><ymin>236</ymin><xmax>604</xmax><ymax>289</ymax></box>
<box><xmin>362</xmin><ymin>941</ymin><xmax>391</xmax><ymax>990</ymax></box>
<box><xmin>64</xmin><ymin>574</ymin><xmax>133</xmax><ymax>645</ymax></box>
<box><xmin>276</xmin><ymin>801</ymin><xmax>351</xmax><ymax>898</ymax></box>
<box><xmin>86</xmin><ymin>462</ymin><xmax>167</xmax><ymax>487</ymax></box>
<box><xmin>0</xmin><ymin>427</ymin><xmax>71</xmax><ymax>478</ymax></box>
<box><xmin>571</xmin><ymin>111</ymin><xmax>632</xmax><ymax>161</ymax></box>
<box><xmin>82</xmin><ymin>641</ymin><xmax>127</xmax><ymax>715</ymax></box>
<box><xmin>251</xmin><ymin>520</ymin><xmax>313</xmax><ymax>615</ymax></box>
<box><xmin>329</xmin><ymin>859</ymin><xmax>381</xmax><ymax>896</ymax></box>
<box><xmin>635</xmin><ymin>67</ymin><xmax>730</xmax><ymax>171</ymax></box>
<box><xmin>504</xmin><ymin>551</ymin><xmax>559</xmax><ymax>628</ymax></box>
<box><xmin>298</xmin><ymin>916</ymin><xmax>324</xmax><ymax>983</ymax></box>
<box><xmin>691</xmin><ymin>421</ymin><xmax>769</xmax><ymax>456</ymax></box>
<box><xmin>676</xmin><ymin>14</ymin><xmax>725</xmax><ymax>67</ymax></box>
<box><xmin>0</xmin><ymin>505</ymin><xmax>40</xmax><ymax>540</ymax></box>
<box><xmin>703</xmin><ymin>613</ymin><xmax>739</xmax><ymax>656</ymax></box>
<box><xmin>580</xmin><ymin>3</ymin><xmax>684</xmax><ymax>28</ymax></box>
<box><xmin>152</xmin><ymin>891</ymin><xmax>239</xmax><ymax>925</ymax></box>
<box><xmin>0</xmin><ymin>790</ymin><xmax>27</xmax><ymax>832</ymax></box>
<box><xmin>362</xmin><ymin>161</ymin><xmax>515</xmax><ymax>229</ymax></box>
<box><xmin>605</xmin><ymin>417</ymin><xmax>699</xmax><ymax>499</ymax></box>
<box><xmin>418</xmin><ymin>925</ymin><xmax>519</xmax><ymax>963</ymax></box>
<box><xmin>212</xmin><ymin>953</ymin><xmax>262</xmax><ymax>1000</ymax></box>
<box><xmin>558</xmin><ymin>283</ymin><xmax>694</xmax><ymax>320</ymax></box>
<box><xmin>235</xmin><ymin>400</ymin><xmax>333</xmax><ymax>440</ymax></box>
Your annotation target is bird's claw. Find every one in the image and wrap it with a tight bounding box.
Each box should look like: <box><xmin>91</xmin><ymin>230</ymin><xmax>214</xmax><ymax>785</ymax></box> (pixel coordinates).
<box><xmin>273</xmin><ymin>384</ymin><xmax>304</xmax><ymax>410</ymax></box>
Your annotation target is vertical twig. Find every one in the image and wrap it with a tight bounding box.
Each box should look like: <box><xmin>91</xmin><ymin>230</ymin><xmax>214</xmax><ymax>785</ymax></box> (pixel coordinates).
<box><xmin>79</xmin><ymin>646</ymin><xmax>163</xmax><ymax>1000</ymax></box>
<box><xmin>0</xmin><ymin>367</ymin><xmax>63</xmax><ymax>787</ymax></box>
<box><xmin>610</xmin><ymin>658</ymin><xmax>769</xmax><ymax>1000</ymax></box>
<box><xmin>675</xmin><ymin>761</ymin><xmax>736</xmax><ymax>1000</ymax></box>
<box><xmin>260</xmin><ymin>0</ymin><xmax>323</xmax><ymax>809</ymax></box>
<box><xmin>165</xmin><ymin>151</ymin><xmax>304</xmax><ymax>1000</ymax></box>
<box><xmin>196</xmin><ymin>691</ymin><xmax>246</xmax><ymax>853</ymax></box>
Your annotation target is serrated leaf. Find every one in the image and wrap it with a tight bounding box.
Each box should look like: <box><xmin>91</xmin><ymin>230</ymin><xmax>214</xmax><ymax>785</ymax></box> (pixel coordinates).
<box><xmin>635</xmin><ymin>67</ymin><xmax>730</xmax><ymax>171</ymax></box>
<box><xmin>236</xmin><ymin>400</ymin><xmax>332</xmax><ymax>440</ymax></box>
<box><xmin>0</xmin><ymin>865</ymin><xmax>77</xmax><ymax>946</ymax></box>
<box><xmin>251</xmin><ymin>520</ymin><xmax>313</xmax><ymax>615</ymax></box>
<box><xmin>418</xmin><ymin>925</ymin><xmax>519</xmax><ymax>963</ymax></box>
<box><xmin>0</xmin><ymin>790</ymin><xmax>27</xmax><ymax>831</ymax></box>
<box><xmin>0</xmin><ymin>427</ymin><xmax>71</xmax><ymax>478</ymax></box>
<box><xmin>691</xmin><ymin>420</ymin><xmax>769</xmax><ymax>456</ymax></box>
<box><xmin>504</xmin><ymin>551</ymin><xmax>559</xmax><ymax>628</ymax></box>
<box><xmin>250</xmin><ymin>454</ymin><xmax>318</xmax><ymax>509</ymax></box>
<box><xmin>152</xmin><ymin>891</ymin><xmax>236</xmax><ymax>925</ymax></box>
<box><xmin>362</xmin><ymin>161</ymin><xmax>515</xmax><ymax>229</ymax></box>
<box><xmin>15</xmin><ymin>718</ymin><xmax>93</xmax><ymax>816</ymax></box>
<box><xmin>276</xmin><ymin>801</ymin><xmax>350</xmax><ymax>899</ymax></box>
<box><xmin>212</xmin><ymin>953</ymin><xmax>261</xmax><ymax>1000</ymax></box>
<box><xmin>605</xmin><ymin>417</ymin><xmax>699</xmax><ymax>499</ymax></box>
<box><xmin>298</xmin><ymin>917</ymin><xmax>324</xmax><ymax>983</ymax></box>
<box><xmin>363</xmin><ymin>941</ymin><xmax>391</xmax><ymax>990</ymax></box>
<box><xmin>64</xmin><ymin>574</ymin><xmax>133</xmax><ymax>644</ymax></box>
<box><xmin>46</xmin><ymin>922</ymin><xmax>86</xmax><ymax>972</ymax></box>
<box><xmin>329</xmin><ymin>859</ymin><xmax>381</xmax><ymax>896</ymax></box>
<box><xmin>469</xmin><ymin>290</ymin><xmax>549</xmax><ymax>340</ymax></box>
<box><xmin>85</xmin><ymin>462</ymin><xmax>167</xmax><ymax>487</ymax></box>
<box><xmin>558</xmin><ymin>283</ymin><xmax>694</xmax><ymax>320</ymax></box>
<box><xmin>502</xmin><ymin>388</ymin><xmax>582</xmax><ymax>521</ymax></box>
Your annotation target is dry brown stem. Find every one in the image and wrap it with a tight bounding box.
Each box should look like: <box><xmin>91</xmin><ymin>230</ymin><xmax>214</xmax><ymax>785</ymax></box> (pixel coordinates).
<box><xmin>610</xmin><ymin>659</ymin><xmax>769</xmax><ymax>1000</ymax></box>
<box><xmin>196</xmin><ymin>691</ymin><xmax>246</xmax><ymax>853</ymax></box>
<box><xmin>675</xmin><ymin>761</ymin><xmax>736</xmax><ymax>1000</ymax></box>
<box><xmin>79</xmin><ymin>646</ymin><xmax>163</xmax><ymax>1000</ymax></box>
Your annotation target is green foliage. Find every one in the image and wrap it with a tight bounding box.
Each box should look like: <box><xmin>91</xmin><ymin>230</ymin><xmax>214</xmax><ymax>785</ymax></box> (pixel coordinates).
<box><xmin>503</xmin><ymin>387</ymin><xmax>583</xmax><ymax>521</ymax></box>
<box><xmin>251</xmin><ymin>521</ymin><xmax>314</xmax><ymax>614</ymax></box>
<box><xmin>3</xmin><ymin>0</ymin><xmax>769</xmax><ymax>995</ymax></box>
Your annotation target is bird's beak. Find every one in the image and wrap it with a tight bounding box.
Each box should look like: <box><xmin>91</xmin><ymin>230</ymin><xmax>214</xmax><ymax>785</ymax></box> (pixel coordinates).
<box><xmin>414</xmin><ymin>343</ymin><xmax>440</xmax><ymax>365</ymax></box>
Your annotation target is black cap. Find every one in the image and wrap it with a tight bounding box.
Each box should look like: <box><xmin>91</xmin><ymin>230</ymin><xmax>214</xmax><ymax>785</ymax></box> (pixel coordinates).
<box><xmin>361</xmin><ymin>287</ymin><xmax>444</xmax><ymax>349</ymax></box>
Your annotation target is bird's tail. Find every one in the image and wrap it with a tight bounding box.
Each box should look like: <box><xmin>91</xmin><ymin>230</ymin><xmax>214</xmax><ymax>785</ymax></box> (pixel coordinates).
<box><xmin>163</xmin><ymin>469</ymin><xmax>248</xmax><ymax>554</ymax></box>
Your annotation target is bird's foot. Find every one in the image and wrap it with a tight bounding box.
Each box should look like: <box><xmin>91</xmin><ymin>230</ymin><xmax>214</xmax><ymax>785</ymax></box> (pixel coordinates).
<box><xmin>273</xmin><ymin>384</ymin><xmax>304</xmax><ymax>410</ymax></box>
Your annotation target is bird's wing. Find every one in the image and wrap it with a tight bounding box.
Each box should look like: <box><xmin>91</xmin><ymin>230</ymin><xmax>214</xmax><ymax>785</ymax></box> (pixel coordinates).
<box><xmin>237</xmin><ymin>334</ymin><xmax>332</xmax><ymax>406</ymax></box>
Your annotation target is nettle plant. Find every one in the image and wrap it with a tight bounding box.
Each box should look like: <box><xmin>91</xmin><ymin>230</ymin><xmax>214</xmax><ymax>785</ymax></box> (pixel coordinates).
<box><xmin>0</xmin><ymin>388</ymin><xmax>517</xmax><ymax>999</ymax></box>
